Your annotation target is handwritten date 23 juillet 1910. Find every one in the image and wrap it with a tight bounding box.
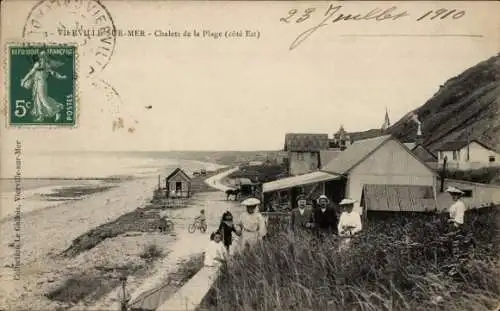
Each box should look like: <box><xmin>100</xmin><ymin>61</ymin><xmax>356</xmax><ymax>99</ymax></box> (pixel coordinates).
<box><xmin>282</xmin><ymin>4</ymin><xmax>466</xmax><ymax>50</ymax></box>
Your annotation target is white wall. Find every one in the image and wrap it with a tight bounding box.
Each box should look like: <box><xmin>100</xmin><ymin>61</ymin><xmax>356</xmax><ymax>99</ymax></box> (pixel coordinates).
<box><xmin>436</xmin><ymin>179</ymin><xmax>500</xmax><ymax>211</ymax></box>
<box><xmin>345</xmin><ymin>139</ymin><xmax>436</xmax><ymax>211</ymax></box>
<box><xmin>289</xmin><ymin>151</ymin><xmax>319</xmax><ymax>176</ymax></box>
<box><xmin>437</xmin><ymin>142</ymin><xmax>500</xmax><ymax>169</ymax></box>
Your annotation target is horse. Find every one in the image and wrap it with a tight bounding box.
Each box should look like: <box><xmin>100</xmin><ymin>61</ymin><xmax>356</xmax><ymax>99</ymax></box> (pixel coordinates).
<box><xmin>225</xmin><ymin>188</ymin><xmax>240</xmax><ymax>201</ymax></box>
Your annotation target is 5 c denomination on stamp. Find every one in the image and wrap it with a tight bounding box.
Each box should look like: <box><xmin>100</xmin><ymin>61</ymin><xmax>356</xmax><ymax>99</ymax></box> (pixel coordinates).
<box><xmin>7</xmin><ymin>43</ymin><xmax>77</xmax><ymax>126</ymax></box>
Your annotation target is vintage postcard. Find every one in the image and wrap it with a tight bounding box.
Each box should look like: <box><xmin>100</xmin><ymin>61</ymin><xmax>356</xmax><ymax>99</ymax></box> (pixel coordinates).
<box><xmin>1</xmin><ymin>1</ymin><xmax>499</xmax><ymax>311</ymax></box>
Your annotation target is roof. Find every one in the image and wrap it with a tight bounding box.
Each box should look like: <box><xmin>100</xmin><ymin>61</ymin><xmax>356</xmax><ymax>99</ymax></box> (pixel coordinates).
<box><xmin>321</xmin><ymin>135</ymin><xmax>392</xmax><ymax>174</ymax></box>
<box><xmin>435</xmin><ymin>139</ymin><xmax>495</xmax><ymax>151</ymax></box>
<box><xmin>349</xmin><ymin>129</ymin><xmax>383</xmax><ymax>142</ymax></box>
<box><xmin>362</xmin><ymin>184</ymin><xmax>436</xmax><ymax>212</ymax></box>
<box><xmin>284</xmin><ymin>133</ymin><xmax>329</xmax><ymax>152</ymax></box>
<box><xmin>404</xmin><ymin>142</ymin><xmax>416</xmax><ymax>150</ymax></box>
<box><xmin>263</xmin><ymin>171</ymin><xmax>341</xmax><ymax>193</ymax></box>
<box><xmin>320</xmin><ymin>150</ymin><xmax>341</xmax><ymax>166</ymax></box>
<box><xmin>165</xmin><ymin>168</ymin><xmax>191</xmax><ymax>182</ymax></box>
<box><xmin>412</xmin><ymin>145</ymin><xmax>438</xmax><ymax>162</ymax></box>
<box><xmin>238</xmin><ymin>178</ymin><xmax>253</xmax><ymax>185</ymax></box>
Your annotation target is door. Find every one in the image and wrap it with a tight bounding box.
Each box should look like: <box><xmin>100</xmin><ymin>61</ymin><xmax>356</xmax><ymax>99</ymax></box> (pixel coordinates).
<box><xmin>175</xmin><ymin>182</ymin><xmax>182</xmax><ymax>193</ymax></box>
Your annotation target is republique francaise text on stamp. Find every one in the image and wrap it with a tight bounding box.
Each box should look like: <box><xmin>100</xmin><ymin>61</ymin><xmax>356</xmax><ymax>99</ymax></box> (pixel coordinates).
<box><xmin>6</xmin><ymin>43</ymin><xmax>77</xmax><ymax>127</ymax></box>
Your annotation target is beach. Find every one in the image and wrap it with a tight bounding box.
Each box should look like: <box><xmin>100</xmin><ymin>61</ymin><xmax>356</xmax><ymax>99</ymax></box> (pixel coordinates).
<box><xmin>0</xmin><ymin>151</ymin><xmax>228</xmax><ymax>310</ymax></box>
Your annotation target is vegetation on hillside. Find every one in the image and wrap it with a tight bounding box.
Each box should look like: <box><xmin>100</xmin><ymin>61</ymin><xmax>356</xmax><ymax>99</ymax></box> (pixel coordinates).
<box><xmin>444</xmin><ymin>167</ymin><xmax>500</xmax><ymax>185</ymax></box>
<box><xmin>200</xmin><ymin>207</ymin><xmax>500</xmax><ymax>311</ymax></box>
<box><xmin>388</xmin><ymin>54</ymin><xmax>500</xmax><ymax>153</ymax></box>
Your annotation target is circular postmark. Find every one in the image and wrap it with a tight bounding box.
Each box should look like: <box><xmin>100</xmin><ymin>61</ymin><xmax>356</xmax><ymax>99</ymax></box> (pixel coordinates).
<box><xmin>23</xmin><ymin>0</ymin><xmax>117</xmax><ymax>76</ymax></box>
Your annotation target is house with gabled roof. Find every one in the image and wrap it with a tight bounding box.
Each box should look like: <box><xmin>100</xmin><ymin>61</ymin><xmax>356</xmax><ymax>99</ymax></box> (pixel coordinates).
<box><xmin>435</xmin><ymin>139</ymin><xmax>500</xmax><ymax>170</ymax></box>
<box><xmin>284</xmin><ymin>133</ymin><xmax>329</xmax><ymax>176</ymax></box>
<box><xmin>265</xmin><ymin>135</ymin><xmax>438</xmax><ymax>213</ymax></box>
<box><xmin>165</xmin><ymin>168</ymin><xmax>192</xmax><ymax>198</ymax></box>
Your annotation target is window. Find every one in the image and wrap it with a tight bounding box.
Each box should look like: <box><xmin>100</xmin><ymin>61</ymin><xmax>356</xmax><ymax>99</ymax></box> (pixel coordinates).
<box><xmin>489</xmin><ymin>156</ymin><xmax>496</xmax><ymax>163</ymax></box>
<box><xmin>452</xmin><ymin>151</ymin><xmax>458</xmax><ymax>160</ymax></box>
<box><xmin>456</xmin><ymin>150</ymin><xmax>461</xmax><ymax>161</ymax></box>
<box><xmin>297</xmin><ymin>153</ymin><xmax>304</xmax><ymax>160</ymax></box>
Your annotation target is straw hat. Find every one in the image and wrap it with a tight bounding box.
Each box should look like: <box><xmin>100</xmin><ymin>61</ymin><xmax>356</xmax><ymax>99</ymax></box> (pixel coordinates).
<box><xmin>317</xmin><ymin>194</ymin><xmax>329</xmax><ymax>204</ymax></box>
<box><xmin>445</xmin><ymin>186</ymin><xmax>464</xmax><ymax>195</ymax></box>
<box><xmin>242</xmin><ymin>197</ymin><xmax>261</xmax><ymax>206</ymax></box>
<box><xmin>339</xmin><ymin>198</ymin><xmax>357</xmax><ymax>206</ymax></box>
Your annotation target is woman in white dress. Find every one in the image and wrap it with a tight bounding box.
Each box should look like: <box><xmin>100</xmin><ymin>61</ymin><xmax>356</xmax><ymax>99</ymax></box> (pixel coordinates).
<box><xmin>445</xmin><ymin>186</ymin><xmax>466</xmax><ymax>228</ymax></box>
<box><xmin>20</xmin><ymin>50</ymin><xmax>67</xmax><ymax>122</ymax></box>
<box><xmin>337</xmin><ymin>198</ymin><xmax>362</xmax><ymax>252</ymax></box>
<box><xmin>235</xmin><ymin>198</ymin><xmax>267</xmax><ymax>250</ymax></box>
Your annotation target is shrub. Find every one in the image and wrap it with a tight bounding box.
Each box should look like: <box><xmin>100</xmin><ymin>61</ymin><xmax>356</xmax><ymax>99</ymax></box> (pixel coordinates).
<box><xmin>445</xmin><ymin>167</ymin><xmax>500</xmax><ymax>184</ymax></box>
<box><xmin>200</xmin><ymin>207</ymin><xmax>500</xmax><ymax>311</ymax></box>
<box><xmin>139</xmin><ymin>243</ymin><xmax>163</xmax><ymax>261</ymax></box>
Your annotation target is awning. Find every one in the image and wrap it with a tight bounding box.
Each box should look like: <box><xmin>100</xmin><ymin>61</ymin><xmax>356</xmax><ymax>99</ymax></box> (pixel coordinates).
<box><xmin>263</xmin><ymin>171</ymin><xmax>341</xmax><ymax>193</ymax></box>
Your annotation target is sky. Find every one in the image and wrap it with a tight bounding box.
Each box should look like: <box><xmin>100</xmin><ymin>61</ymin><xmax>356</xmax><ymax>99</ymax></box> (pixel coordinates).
<box><xmin>1</xmin><ymin>1</ymin><xmax>499</xmax><ymax>153</ymax></box>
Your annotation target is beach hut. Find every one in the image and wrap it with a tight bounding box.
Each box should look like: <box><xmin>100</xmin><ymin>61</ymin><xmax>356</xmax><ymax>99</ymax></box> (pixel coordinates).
<box><xmin>165</xmin><ymin>168</ymin><xmax>192</xmax><ymax>198</ymax></box>
<box><xmin>263</xmin><ymin>135</ymin><xmax>438</xmax><ymax>213</ymax></box>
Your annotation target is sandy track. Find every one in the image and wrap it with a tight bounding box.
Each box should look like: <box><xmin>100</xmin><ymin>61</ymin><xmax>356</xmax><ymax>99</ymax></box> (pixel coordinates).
<box><xmin>0</xmin><ymin>177</ymin><xmax>158</xmax><ymax>309</ymax></box>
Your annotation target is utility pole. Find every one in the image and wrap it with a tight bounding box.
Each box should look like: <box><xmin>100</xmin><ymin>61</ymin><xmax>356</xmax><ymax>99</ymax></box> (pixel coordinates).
<box><xmin>466</xmin><ymin>128</ymin><xmax>471</xmax><ymax>162</ymax></box>
<box><xmin>440</xmin><ymin>156</ymin><xmax>447</xmax><ymax>193</ymax></box>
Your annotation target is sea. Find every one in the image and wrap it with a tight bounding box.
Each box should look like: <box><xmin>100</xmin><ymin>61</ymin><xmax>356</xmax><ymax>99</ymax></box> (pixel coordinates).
<box><xmin>0</xmin><ymin>151</ymin><xmax>226</xmax><ymax>220</ymax></box>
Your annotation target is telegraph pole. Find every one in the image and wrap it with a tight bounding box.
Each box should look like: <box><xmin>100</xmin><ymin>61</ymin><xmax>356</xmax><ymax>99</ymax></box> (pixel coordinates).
<box><xmin>440</xmin><ymin>156</ymin><xmax>447</xmax><ymax>193</ymax></box>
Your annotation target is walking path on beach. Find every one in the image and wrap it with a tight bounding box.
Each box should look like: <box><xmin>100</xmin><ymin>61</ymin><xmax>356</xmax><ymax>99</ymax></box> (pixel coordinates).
<box><xmin>88</xmin><ymin>167</ymin><xmax>242</xmax><ymax>310</ymax></box>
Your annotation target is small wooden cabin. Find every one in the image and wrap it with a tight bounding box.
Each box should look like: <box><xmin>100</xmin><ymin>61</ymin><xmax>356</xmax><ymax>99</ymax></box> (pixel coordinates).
<box><xmin>165</xmin><ymin>168</ymin><xmax>192</xmax><ymax>198</ymax></box>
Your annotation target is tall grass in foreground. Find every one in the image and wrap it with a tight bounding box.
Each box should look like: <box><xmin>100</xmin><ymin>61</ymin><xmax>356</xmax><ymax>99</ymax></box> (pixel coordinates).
<box><xmin>201</xmin><ymin>207</ymin><xmax>500</xmax><ymax>311</ymax></box>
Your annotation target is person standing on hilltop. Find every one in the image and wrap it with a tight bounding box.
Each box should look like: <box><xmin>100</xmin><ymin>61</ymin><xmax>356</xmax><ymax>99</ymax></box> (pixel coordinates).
<box><xmin>235</xmin><ymin>198</ymin><xmax>267</xmax><ymax>249</ymax></box>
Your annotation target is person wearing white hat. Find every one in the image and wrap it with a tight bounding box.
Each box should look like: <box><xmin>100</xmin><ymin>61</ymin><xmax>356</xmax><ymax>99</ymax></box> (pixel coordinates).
<box><xmin>337</xmin><ymin>198</ymin><xmax>362</xmax><ymax>251</ymax></box>
<box><xmin>235</xmin><ymin>197</ymin><xmax>267</xmax><ymax>249</ymax></box>
<box><xmin>445</xmin><ymin>186</ymin><xmax>466</xmax><ymax>227</ymax></box>
<box><xmin>312</xmin><ymin>194</ymin><xmax>338</xmax><ymax>240</ymax></box>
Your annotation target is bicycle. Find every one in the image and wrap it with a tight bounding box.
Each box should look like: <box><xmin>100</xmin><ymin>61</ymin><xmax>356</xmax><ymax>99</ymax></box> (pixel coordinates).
<box><xmin>188</xmin><ymin>219</ymin><xmax>207</xmax><ymax>233</ymax></box>
<box><xmin>158</xmin><ymin>218</ymin><xmax>174</xmax><ymax>233</ymax></box>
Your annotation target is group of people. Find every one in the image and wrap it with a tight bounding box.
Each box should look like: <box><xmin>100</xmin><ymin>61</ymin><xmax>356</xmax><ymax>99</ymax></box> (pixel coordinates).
<box><xmin>204</xmin><ymin>197</ymin><xmax>267</xmax><ymax>267</ymax></box>
<box><xmin>291</xmin><ymin>194</ymin><xmax>362</xmax><ymax>240</ymax></box>
<box><xmin>202</xmin><ymin>184</ymin><xmax>468</xmax><ymax>267</ymax></box>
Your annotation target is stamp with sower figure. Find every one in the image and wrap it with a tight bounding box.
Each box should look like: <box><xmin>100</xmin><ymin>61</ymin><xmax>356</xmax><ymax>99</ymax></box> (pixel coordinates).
<box><xmin>7</xmin><ymin>43</ymin><xmax>77</xmax><ymax>126</ymax></box>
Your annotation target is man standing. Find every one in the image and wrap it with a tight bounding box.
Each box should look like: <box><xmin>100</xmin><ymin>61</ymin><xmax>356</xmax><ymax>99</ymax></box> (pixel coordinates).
<box><xmin>312</xmin><ymin>195</ymin><xmax>338</xmax><ymax>240</ymax></box>
<box><xmin>291</xmin><ymin>195</ymin><xmax>313</xmax><ymax>232</ymax></box>
<box><xmin>235</xmin><ymin>198</ymin><xmax>267</xmax><ymax>250</ymax></box>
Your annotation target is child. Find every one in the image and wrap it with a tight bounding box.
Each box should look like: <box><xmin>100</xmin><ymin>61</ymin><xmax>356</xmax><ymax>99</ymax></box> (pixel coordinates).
<box><xmin>158</xmin><ymin>210</ymin><xmax>169</xmax><ymax>233</ymax></box>
<box><xmin>195</xmin><ymin>209</ymin><xmax>206</xmax><ymax>226</ymax></box>
<box><xmin>204</xmin><ymin>231</ymin><xmax>227</xmax><ymax>267</ymax></box>
<box><xmin>218</xmin><ymin>211</ymin><xmax>237</xmax><ymax>253</ymax></box>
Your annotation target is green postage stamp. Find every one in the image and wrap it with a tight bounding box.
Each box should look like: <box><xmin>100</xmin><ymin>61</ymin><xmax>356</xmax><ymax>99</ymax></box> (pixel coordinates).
<box><xmin>6</xmin><ymin>44</ymin><xmax>77</xmax><ymax>126</ymax></box>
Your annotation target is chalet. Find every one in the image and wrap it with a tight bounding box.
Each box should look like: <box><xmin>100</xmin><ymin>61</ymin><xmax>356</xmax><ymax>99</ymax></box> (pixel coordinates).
<box><xmin>165</xmin><ymin>168</ymin><xmax>192</xmax><ymax>198</ymax></box>
<box><xmin>436</xmin><ymin>140</ymin><xmax>500</xmax><ymax>170</ymax></box>
<box><xmin>284</xmin><ymin>133</ymin><xmax>329</xmax><ymax>176</ymax></box>
<box><xmin>264</xmin><ymin>135</ymin><xmax>438</xmax><ymax>213</ymax></box>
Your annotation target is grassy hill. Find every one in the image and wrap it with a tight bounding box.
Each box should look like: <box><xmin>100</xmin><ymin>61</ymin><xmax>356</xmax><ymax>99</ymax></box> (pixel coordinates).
<box><xmin>387</xmin><ymin>53</ymin><xmax>500</xmax><ymax>153</ymax></box>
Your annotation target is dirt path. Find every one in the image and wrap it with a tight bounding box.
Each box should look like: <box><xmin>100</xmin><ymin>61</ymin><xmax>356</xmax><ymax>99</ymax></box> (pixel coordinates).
<box><xmin>88</xmin><ymin>190</ymin><xmax>243</xmax><ymax>311</ymax></box>
<box><xmin>0</xmin><ymin>177</ymin><xmax>158</xmax><ymax>310</ymax></box>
